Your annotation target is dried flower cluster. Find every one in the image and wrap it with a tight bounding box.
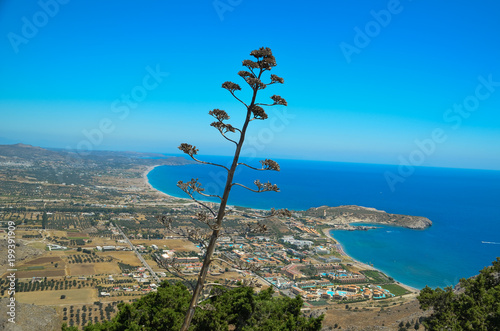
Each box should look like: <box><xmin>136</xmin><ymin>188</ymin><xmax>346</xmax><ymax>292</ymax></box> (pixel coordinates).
<box><xmin>254</xmin><ymin>179</ymin><xmax>279</xmax><ymax>192</ymax></box>
<box><xmin>177</xmin><ymin>178</ymin><xmax>205</xmax><ymax>195</ymax></box>
<box><xmin>221</xmin><ymin>81</ymin><xmax>242</xmax><ymax>92</ymax></box>
<box><xmin>270</xmin><ymin>74</ymin><xmax>284</xmax><ymax>84</ymax></box>
<box><xmin>178</xmin><ymin>143</ymin><xmax>198</xmax><ymax>156</ymax></box>
<box><xmin>260</xmin><ymin>159</ymin><xmax>280</xmax><ymax>171</ymax></box>
<box><xmin>271</xmin><ymin>94</ymin><xmax>288</xmax><ymax>106</ymax></box>
<box><xmin>249</xmin><ymin>105</ymin><xmax>268</xmax><ymax>120</ymax></box>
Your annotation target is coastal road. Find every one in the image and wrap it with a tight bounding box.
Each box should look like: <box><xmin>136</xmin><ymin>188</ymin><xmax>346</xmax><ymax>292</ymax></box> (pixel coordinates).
<box><xmin>114</xmin><ymin>222</ymin><xmax>161</xmax><ymax>284</ymax></box>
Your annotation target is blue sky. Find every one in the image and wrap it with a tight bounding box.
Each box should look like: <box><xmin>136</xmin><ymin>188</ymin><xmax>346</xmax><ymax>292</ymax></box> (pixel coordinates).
<box><xmin>1</xmin><ymin>0</ymin><xmax>499</xmax><ymax>170</ymax></box>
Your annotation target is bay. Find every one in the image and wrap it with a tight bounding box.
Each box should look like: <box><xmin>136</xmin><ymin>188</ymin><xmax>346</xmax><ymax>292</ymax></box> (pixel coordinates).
<box><xmin>148</xmin><ymin>156</ymin><xmax>500</xmax><ymax>289</ymax></box>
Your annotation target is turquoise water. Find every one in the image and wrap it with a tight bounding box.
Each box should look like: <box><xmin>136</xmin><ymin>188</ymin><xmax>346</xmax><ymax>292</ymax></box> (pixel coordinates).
<box><xmin>148</xmin><ymin>156</ymin><xmax>500</xmax><ymax>289</ymax></box>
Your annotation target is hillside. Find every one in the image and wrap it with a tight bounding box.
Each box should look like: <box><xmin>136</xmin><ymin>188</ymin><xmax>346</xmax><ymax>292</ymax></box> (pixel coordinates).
<box><xmin>303</xmin><ymin>205</ymin><xmax>432</xmax><ymax>229</ymax></box>
<box><xmin>0</xmin><ymin>298</ymin><xmax>60</xmax><ymax>331</ymax></box>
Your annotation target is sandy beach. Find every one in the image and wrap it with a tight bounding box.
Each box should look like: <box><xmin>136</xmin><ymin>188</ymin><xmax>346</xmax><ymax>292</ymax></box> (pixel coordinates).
<box><xmin>323</xmin><ymin>227</ymin><xmax>420</xmax><ymax>293</ymax></box>
<box><xmin>142</xmin><ymin>165</ymin><xmax>178</xmax><ymax>199</ymax></box>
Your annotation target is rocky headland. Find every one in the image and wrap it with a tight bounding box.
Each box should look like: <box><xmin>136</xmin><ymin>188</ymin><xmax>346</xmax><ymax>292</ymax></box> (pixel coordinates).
<box><xmin>302</xmin><ymin>205</ymin><xmax>432</xmax><ymax>230</ymax></box>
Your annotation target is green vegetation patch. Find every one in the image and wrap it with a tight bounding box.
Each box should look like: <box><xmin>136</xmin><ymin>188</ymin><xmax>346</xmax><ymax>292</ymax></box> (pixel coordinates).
<box><xmin>380</xmin><ymin>284</ymin><xmax>410</xmax><ymax>296</ymax></box>
<box><xmin>118</xmin><ymin>262</ymin><xmax>138</xmax><ymax>272</ymax></box>
<box><xmin>361</xmin><ymin>270</ymin><xmax>391</xmax><ymax>283</ymax></box>
<box><xmin>25</xmin><ymin>266</ymin><xmax>45</xmax><ymax>270</ymax></box>
<box><xmin>308</xmin><ymin>300</ymin><xmax>328</xmax><ymax>306</ymax></box>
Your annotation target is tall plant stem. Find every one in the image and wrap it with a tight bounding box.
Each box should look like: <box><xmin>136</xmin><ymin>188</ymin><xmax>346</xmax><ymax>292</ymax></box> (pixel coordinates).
<box><xmin>180</xmin><ymin>90</ymin><xmax>258</xmax><ymax>331</ymax></box>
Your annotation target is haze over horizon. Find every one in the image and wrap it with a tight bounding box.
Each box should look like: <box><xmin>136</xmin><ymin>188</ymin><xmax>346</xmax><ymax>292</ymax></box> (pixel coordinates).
<box><xmin>1</xmin><ymin>0</ymin><xmax>500</xmax><ymax>170</ymax></box>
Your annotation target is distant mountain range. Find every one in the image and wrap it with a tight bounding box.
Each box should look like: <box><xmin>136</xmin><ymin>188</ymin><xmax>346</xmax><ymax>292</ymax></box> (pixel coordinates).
<box><xmin>0</xmin><ymin>143</ymin><xmax>191</xmax><ymax>167</ymax></box>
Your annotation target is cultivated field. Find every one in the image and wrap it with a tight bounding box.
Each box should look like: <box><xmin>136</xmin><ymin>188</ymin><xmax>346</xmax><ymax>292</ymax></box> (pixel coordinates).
<box><xmin>15</xmin><ymin>288</ymin><xmax>96</xmax><ymax>305</ymax></box>
<box><xmin>105</xmin><ymin>251</ymin><xmax>142</xmax><ymax>266</ymax></box>
<box><xmin>68</xmin><ymin>264</ymin><xmax>96</xmax><ymax>276</ymax></box>
<box><xmin>131</xmin><ymin>238</ymin><xmax>199</xmax><ymax>252</ymax></box>
<box><xmin>15</xmin><ymin>255</ymin><xmax>67</xmax><ymax>278</ymax></box>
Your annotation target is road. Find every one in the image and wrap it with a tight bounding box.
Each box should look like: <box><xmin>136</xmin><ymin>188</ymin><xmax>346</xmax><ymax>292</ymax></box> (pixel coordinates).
<box><xmin>113</xmin><ymin>222</ymin><xmax>161</xmax><ymax>284</ymax></box>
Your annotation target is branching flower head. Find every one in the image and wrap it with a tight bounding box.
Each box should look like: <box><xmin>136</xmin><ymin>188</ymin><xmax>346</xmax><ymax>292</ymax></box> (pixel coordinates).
<box><xmin>250</xmin><ymin>47</ymin><xmax>277</xmax><ymax>70</ymax></box>
<box><xmin>249</xmin><ymin>105</ymin><xmax>268</xmax><ymax>120</ymax></box>
<box><xmin>270</xmin><ymin>74</ymin><xmax>284</xmax><ymax>84</ymax></box>
<box><xmin>211</xmin><ymin>121</ymin><xmax>236</xmax><ymax>133</ymax></box>
<box><xmin>260</xmin><ymin>159</ymin><xmax>280</xmax><ymax>171</ymax></box>
<box><xmin>242</xmin><ymin>59</ymin><xmax>259</xmax><ymax>70</ymax></box>
<box><xmin>177</xmin><ymin>178</ymin><xmax>205</xmax><ymax>195</ymax></box>
<box><xmin>156</xmin><ymin>215</ymin><xmax>173</xmax><ymax>229</ymax></box>
<box><xmin>222</xmin><ymin>81</ymin><xmax>242</xmax><ymax>92</ymax></box>
<box><xmin>178</xmin><ymin>143</ymin><xmax>198</xmax><ymax>156</ymax></box>
<box><xmin>209</xmin><ymin>109</ymin><xmax>230</xmax><ymax>121</ymax></box>
<box><xmin>254</xmin><ymin>179</ymin><xmax>279</xmax><ymax>192</ymax></box>
<box><xmin>238</xmin><ymin>70</ymin><xmax>255</xmax><ymax>79</ymax></box>
<box><xmin>270</xmin><ymin>95</ymin><xmax>288</xmax><ymax>106</ymax></box>
<box><xmin>246</xmin><ymin>77</ymin><xmax>266</xmax><ymax>90</ymax></box>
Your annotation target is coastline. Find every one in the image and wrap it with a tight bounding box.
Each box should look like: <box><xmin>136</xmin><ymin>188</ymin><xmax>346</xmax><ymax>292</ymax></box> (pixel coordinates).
<box><xmin>323</xmin><ymin>227</ymin><xmax>420</xmax><ymax>294</ymax></box>
<box><xmin>144</xmin><ymin>165</ymin><xmax>420</xmax><ymax>294</ymax></box>
<box><xmin>142</xmin><ymin>165</ymin><xmax>183</xmax><ymax>200</ymax></box>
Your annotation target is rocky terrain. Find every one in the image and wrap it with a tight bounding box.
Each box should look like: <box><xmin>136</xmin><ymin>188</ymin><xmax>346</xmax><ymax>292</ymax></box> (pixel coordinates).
<box><xmin>0</xmin><ymin>298</ymin><xmax>60</xmax><ymax>331</ymax></box>
<box><xmin>303</xmin><ymin>205</ymin><xmax>432</xmax><ymax>230</ymax></box>
<box><xmin>0</xmin><ymin>240</ymin><xmax>44</xmax><ymax>278</ymax></box>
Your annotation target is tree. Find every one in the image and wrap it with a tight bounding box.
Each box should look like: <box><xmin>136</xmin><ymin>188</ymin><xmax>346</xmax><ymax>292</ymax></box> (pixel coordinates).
<box><xmin>42</xmin><ymin>211</ymin><xmax>48</xmax><ymax>229</ymax></box>
<box><xmin>61</xmin><ymin>282</ymin><xmax>323</xmax><ymax>331</ymax></box>
<box><xmin>158</xmin><ymin>47</ymin><xmax>289</xmax><ymax>331</ymax></box>
<box><xmin>418</xmin><ymin>257</ymin><xmax>500</xmax><ymax>330</ymax></box>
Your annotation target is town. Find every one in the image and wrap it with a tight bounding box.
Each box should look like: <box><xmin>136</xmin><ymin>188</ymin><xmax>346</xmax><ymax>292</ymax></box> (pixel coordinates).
<box><xmin>0</xmin><ymin>144</ymin><xmax>420</xmax><ymax>329</ymax></box>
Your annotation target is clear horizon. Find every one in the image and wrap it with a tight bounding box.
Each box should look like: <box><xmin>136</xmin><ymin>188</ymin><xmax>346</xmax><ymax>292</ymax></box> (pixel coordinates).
<box><xmin>5</xmin><ymin>142</ymin><xmax>500</xmax><ymax>173</ymax></box>
<box><xmin>1</xmin><ymin>1</ymin><xmax>500</xmax><ymax>170</ymax></box>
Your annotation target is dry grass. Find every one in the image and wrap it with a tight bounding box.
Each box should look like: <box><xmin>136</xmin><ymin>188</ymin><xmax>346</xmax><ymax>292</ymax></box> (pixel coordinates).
<box><xmin>27</xmin><ymin>241</ymin><xmax>46</xmax><ymax>250</ymax></box>
<box><xmin>105</xmin><ymin>251</ymin><xmax>142</xmax><ymax>265</ymax></box>
<box><xmin>25</xmin><ymin>256</ymin><xmax>62</xmax><ymax>265</ymax></box>
<box><xmin>94</xmin><ymin>262</ymin><xmax>121</xmax><ymax>274</ymax></box>
<box><xmin>68</xmin><ymin>264</ymin><xmax>96</xmax><ymax>276</ymax></box>
<box><xmin>16</xmin><ymin>269</ymin><xmax>66</xmax><ymax>278</ymax></box>
<box><xmin>15</xmin><ymin>288</ymin><xmax>96</xmax><ymax>305</ymax></box>
<box><xmin>320</xmin><ymin>296</ymin><xmax>425</xmax><ymax>330</ymax></box>
<box><xmin>48</xmin><ymin>230</ymin><xmax>68</xmax><ymax>237</ymax></box>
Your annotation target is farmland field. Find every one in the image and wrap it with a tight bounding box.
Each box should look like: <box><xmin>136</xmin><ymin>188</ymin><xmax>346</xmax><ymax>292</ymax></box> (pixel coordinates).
<box><xmin>68</xmin><ymin>264</ymin><xmax>96</xmax><ymax>276</ymax></box>
<box><xmin>14</xmin><ymin>255</ymin><xmax>67</xmax><ymax>278</ymax></box>
<box><xmin>105</xmin><ymin>251</ymin><xmax>142</xmax><ymax>265</ymax></box>
<box><xmin>15</xmin><ymin>288</ymin><xmax>96</xmax><ymax>305</ymax></box>
<box><xmin>90</xmin><ymin>262</ymin><xmax>121</xmax><ymax>275</ymax></box>
<box><xmin>16</xmin><ymin>269</ymin><xmax>66</xmax><ymax>278</ymax></box>
<box><xmin>25</xmin><ymin>256</ymin><xmax>63</xmax><ymax>265</ymax></box>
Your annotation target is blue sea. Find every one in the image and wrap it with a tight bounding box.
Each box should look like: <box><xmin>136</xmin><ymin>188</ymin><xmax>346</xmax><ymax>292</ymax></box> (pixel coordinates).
<box><xmin>148</xmin><ymin>156</ymin><xmax>500</xmax><ymax>289</ymax></box>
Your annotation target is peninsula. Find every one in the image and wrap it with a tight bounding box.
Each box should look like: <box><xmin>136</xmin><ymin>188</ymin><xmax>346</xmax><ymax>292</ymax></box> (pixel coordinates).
<box><xmin>302</xmin><ymin>205</ymin><xmax>432</xmax><ymax>230</ymax></box>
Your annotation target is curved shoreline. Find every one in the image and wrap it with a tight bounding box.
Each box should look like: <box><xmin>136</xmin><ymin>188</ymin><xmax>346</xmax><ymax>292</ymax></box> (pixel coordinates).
<box><xmin>323</xmin><ymin>227</ymin><xmax>420</xmax><ymax>293</ymax></box>
<box><xmin>144</xmin><ymin>165</ymin><xmax>420</xmax><ymax>294</ymax></box>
